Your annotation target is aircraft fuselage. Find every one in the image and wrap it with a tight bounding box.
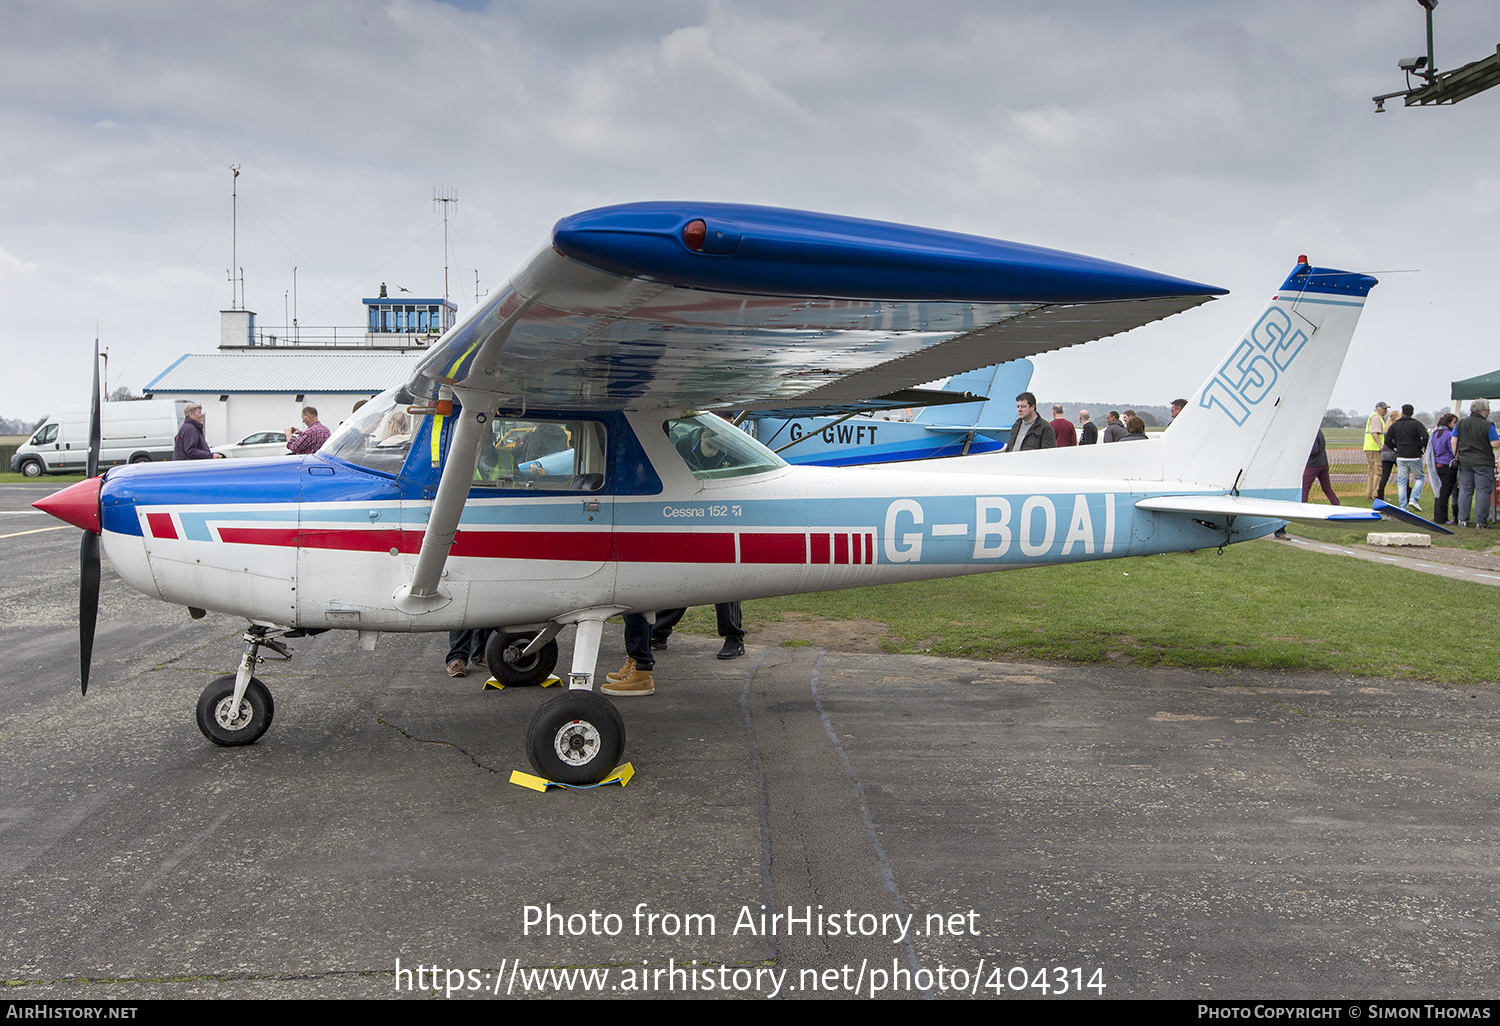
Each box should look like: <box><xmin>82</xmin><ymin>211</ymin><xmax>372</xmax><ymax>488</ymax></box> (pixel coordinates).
<box><xmin>97</xmin><ymin>407</ymin><xmax>1275</xmax><ymax>634</ymax></box>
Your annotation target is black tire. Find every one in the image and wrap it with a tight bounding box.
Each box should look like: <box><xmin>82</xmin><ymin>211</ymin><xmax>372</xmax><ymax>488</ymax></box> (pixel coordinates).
<box><xmin>129</xmin><ymin>453</ymin><xmax>151</xmax><ymax>464</ymax></box>
<box><xmin>525</xmin><ymin>691</ymin><xmax>625</xmax><ymax>785</ymax></box>
<box><xmin>19</xmin><ymin>459</ymin><xmax>43</xmax><ymax>478</ymax></box>
<box><xmin>485</xmin><ymin>631</ymin><xmax>559</xmax><ymax>686</ymax></box>
<box><xmin>196</xmin><ymin>674</ymin><xmax>275</xmax><ymax>747</ymax></box>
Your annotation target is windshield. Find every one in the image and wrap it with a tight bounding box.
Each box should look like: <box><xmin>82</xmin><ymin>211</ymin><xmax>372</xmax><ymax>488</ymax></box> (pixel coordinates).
<box><xmin>664</xmin><ymin>413</ymin><xmax>786</xmax><ymax>480</ymax></box>
<box><xmin>322</xmin><ymin>387</ymin><xmax>416</xmax><ymax>475</ymax></box>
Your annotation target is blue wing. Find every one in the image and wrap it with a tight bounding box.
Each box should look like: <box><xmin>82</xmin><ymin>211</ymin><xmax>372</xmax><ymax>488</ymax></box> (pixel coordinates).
<box><xmin>409</xmin><ymin>202</ymin><xmax>1225</xmax><ymax>412</ymax></box>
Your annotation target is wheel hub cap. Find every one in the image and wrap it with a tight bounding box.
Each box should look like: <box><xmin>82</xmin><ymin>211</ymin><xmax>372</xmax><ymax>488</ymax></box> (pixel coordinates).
<box><xmin>553</xmin><ymin>719</ymin><xmax>600</xmax><ymax>766</ymax></box>
<box><xmin>214</xmin><ymin>697</ymin><xmax>252</xmax><ymax>731</ymax></box>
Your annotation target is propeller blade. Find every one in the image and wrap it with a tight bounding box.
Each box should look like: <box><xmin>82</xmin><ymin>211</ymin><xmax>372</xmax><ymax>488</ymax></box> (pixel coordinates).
<box><xmin>80</xmin><ymin>530</ymin><xmax>100</xmax><ymax>696</ymax></box>
<box><xmin>87</xmin><ymin>338</ymin><xmax>101</xmax><ymax>480</ymax></box>
<box><xmin>79</xmin><ymin>338</ymin><xmax>103</xmax><ymax>695</ymax></box>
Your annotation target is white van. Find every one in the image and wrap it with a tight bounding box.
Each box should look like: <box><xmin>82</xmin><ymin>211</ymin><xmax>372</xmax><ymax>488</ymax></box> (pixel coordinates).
<box><xmin>11</xmin><ymin>400</ymin><xmax>188</xmax><ymax>477</ymax></box>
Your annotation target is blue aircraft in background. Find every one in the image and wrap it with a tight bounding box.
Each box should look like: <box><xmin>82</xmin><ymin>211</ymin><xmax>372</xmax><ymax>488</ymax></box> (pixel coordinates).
<box><xmin>741</xmin><ymin>359</ymin><xmax>1034</xmax><ymax>466</ymax></box>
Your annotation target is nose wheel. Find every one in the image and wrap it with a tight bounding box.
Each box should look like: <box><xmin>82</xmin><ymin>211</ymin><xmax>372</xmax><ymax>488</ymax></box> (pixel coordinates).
<box><xmin>196</xmin><ymin>675</ymin><xmax>275</xmax><ymax>746</ymax></box>
<box><xmin>525</xmin><ymin>691</ymin><xmax>625</xmax><ymax>785</ymax></box>
<box><xmin>194</xmin><ymin>624</ymin><xmax>294</xmax><ymax>747</ymax></box>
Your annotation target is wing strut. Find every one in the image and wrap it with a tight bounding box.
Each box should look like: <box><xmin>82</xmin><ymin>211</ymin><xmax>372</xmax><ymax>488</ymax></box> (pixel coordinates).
<box><xmin>393</xmin><ymin>296</ymin><xmax>538</xmax><ymax>614</ymax></box>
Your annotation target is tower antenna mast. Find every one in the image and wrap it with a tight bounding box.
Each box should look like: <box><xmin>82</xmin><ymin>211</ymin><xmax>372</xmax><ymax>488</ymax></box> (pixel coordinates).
<box><xmin>229</xmin><ymin>165</ymin><xmax>242</xmax><ymax>310</ymax></box>
<box><xmin>434</xmin><ymin>187</ymin><xmax>458</xmax><ymax>331</ymax></box>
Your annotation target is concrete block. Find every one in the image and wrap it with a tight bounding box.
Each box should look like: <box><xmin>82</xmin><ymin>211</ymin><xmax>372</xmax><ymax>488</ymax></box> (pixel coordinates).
<box><xmin>1366</xmin><ymin>532</ymin><xmax>1431</xmax><ymax>547</ymax></box>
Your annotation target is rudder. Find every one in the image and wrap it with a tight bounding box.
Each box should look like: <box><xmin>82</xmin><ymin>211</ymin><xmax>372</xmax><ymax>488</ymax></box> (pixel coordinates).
<box><xmin>1159</xmin><ymin>262</ymin><xmax>1377</xmax><ymax>496</ymax></box>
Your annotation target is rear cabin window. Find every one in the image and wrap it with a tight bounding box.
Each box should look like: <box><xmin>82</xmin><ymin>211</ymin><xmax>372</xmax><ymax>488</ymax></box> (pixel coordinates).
<box><xmin>664</xmin><ymin>413</ymin><xmax>786</xmax><ymax>480</ymax></box>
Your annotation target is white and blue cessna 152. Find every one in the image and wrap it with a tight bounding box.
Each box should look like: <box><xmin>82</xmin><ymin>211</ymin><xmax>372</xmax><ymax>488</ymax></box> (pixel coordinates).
<box><xmin>37</xmin><ymin>201</ymin><xmax>1434</xmax><ymax>784</ymax></box>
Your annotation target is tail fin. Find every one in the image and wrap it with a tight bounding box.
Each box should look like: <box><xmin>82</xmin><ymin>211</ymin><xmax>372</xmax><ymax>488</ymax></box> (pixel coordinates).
<box><xmin>1159</xmin><ymin>262</ymin><xmax>1377</xmax><ymax>496</ymax></box>
<box><xmin>925</xmin><ymin>359</ymin><xmax>1034</xmax><ymax>435</ymax></box>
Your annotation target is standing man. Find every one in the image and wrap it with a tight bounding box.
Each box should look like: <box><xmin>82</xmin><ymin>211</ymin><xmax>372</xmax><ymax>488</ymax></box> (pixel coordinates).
<box><xmin>1005</xmin><ymin>392</ymin><xmax>1056</xmax><ymax>452</ymax></box>
<box><xmin>1170</xmin><ymin>398</ymin><xmax>1188</xmax><ymax>420</ymax></box>
<box><xmin>649</xmin><ymin>604</ymin><xmax>746</xmax><ymax>660</ymax></box>
<box><xmin>1455</xmin><ymin>400</ymin><xmax>1499</xmax><ymax>529</ymax></box>
<box><xmin>603</xmin><ymin>601</ymin><xmax>748</xmax><ymax>700</ymax></box>
<box><xmin>1077</xmin><ymin>409</ymin><xmax>1098</xmax><ymax>445</ymax></box>
<box><xmin>1385</xmin><ymin>404</ymin><xmax>1429</xmax><ymax>511</ymax></box>
<box><xmin>1101</xmin><ymin>411</ymin><xmax>1126</xmax><ymax>444</ymax></box>
<box><xmin>446</xmin><ymin>628</ymin><xmax>492</xmax><ymax>678</ymax></box>
<box><xmin>286</xmin><ymin>406</ymin><xmax>330</xmax><ymax>454</ymax></box>
<box><xmin>1049</xmin><ymin>404</ymin><xmax>1077</xmax><ymax>447</ymax></box>
<box><xmin>1302</xmin><ymin>429</ymin><xmax>1340</xmax><ymax>506</ymax></box>
<box><xmin>172</xmin><ymin>404</ymin><xmax>225</xmax><ymax>461</ymax></box>
<box><xmin>1363</xmin><ymin>402</ymin><xmax>1388</xmax><ymax>501</ymax></box>
<box><xmin>606</xmin><ymin>612</ymin><xmax>663</xmax><ymax>696</ymax></box>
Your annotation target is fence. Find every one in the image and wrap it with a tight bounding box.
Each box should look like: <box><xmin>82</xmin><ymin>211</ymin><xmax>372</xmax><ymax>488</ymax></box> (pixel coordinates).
<box><xmin>1326</xmin><ymin>447</ymin><xmax>1371</xmax><ymax>501</ymax></box>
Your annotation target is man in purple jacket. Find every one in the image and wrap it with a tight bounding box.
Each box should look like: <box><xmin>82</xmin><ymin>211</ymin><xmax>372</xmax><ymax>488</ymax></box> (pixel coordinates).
<box><xmin>171</xmin><ymin>404</ymin><xmax>224</xmax><ymax>461</ymax></box>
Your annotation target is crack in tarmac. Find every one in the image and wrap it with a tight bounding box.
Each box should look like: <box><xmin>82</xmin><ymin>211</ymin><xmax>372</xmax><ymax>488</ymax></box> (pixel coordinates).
<box><xmin>337</xmin><ymin>681</ymin><xmax>503</xmax><ymax>775</ymax></box>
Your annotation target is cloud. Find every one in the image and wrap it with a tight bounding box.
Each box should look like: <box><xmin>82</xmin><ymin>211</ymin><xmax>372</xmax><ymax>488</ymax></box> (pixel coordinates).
<box><xmin>1</xmin><ymin>0</ymin><xmax>1497</xmax><ymax>419</ymax></box>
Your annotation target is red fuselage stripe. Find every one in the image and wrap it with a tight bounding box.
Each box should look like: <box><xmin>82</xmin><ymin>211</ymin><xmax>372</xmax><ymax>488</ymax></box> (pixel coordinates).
<box><xmin>740</xmin><ymin>532</ymin><xmax>806</xmax><ymax>564</ymax></box>
<box><xmin>207</xmin><ymin>526</ymin><xmax>838</xmax><ymax>565</ymax></box>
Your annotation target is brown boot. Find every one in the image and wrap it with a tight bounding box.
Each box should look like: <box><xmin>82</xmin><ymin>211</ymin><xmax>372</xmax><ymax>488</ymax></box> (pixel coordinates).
<box><xmin>605</xmin><ymin>657</ymin><xmax>636</xmax><ymax>683</ymax></box>
<box><xmin>602</xmin><ymin>669</ymin><xmax>654</xmax><ymax>696</ymax></box>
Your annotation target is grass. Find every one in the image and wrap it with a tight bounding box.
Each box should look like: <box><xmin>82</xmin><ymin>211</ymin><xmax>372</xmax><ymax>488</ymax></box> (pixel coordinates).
<box><xmin>671</xmin><ymin>539</ymin><xmax>1500</xmax><ymax>685</ymax></box>
<box><xmin>0</xmin><ymin>471</ymin><xmax>83</xmax><ymax>485</ymax></box>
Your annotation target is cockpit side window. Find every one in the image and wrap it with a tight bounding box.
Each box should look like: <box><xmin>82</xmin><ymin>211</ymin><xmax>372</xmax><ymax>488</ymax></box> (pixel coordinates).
<box><xmin>472</xmin><ymin>418</ymin><xmax>606</xmax><ymax>492</ymax></box>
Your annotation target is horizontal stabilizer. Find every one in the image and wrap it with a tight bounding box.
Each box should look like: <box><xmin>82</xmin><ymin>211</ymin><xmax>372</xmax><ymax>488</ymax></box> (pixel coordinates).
<box><xmin>1370</xmin><ymin>499</ymin><xmax>1455</xmax><ymax>535</ymax></box>
<box><xmin>1136</xmin><ymin>494</ymin><xmax>1381</xmax><ymax>525</ymax></box>
<box><xmin>1139</xmin><ymin>495</ymin><xmax>1452</xmax><ymax>535</ymax></box>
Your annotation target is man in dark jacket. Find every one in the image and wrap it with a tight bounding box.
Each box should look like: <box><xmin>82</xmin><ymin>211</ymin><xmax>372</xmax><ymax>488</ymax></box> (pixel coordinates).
<box><xmin>1456</xmin><ymin>400</ymin><xmax>1499</xmax><ymax>528</ymax></box>
<box><xmin>1077</xmin><ymin>409</ymin><xmax>1098</xmax><ymax>445</ymax></box>
<box><xmin>1101</xmin><ymin>411</ymin><xmax>1127</xmax><ymax>443</ymax></box>
<box><xmin>1384</xmin><ymin>403</ymin><xmax>1429</xmax><ymax>510</ymax></box>
<box><xmin>172</xmin><ymin>404</ymin><xmax>223</xmax><ymax>461</ymax></box>
<box><xmin>1006</xmin><ymin>392</ymin><xmax>1056</xmax><ymax>452</ymax></box>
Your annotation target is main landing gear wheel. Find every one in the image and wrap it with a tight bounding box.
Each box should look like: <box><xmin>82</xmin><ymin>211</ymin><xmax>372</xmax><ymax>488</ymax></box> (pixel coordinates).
<box><xmin>525</xmin><ymin>691</ymin><xmax>625</xmax><ymax>785</ymax></box>
<box><xmin>196</xmin><ymin>675</ymin><xmax>275</xmax><ymax>747</ymax></box>
<box><xmin>486</xmin><ymin>631</ymin><xmax>559</xmax><ymax>686</ymax></box>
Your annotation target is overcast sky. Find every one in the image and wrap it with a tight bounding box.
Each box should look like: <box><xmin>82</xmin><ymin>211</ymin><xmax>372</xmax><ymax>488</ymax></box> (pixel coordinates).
<box><xmin>3</xmin><ymin>0</ymin><xmax>1497</xmax><ymax>423</ymax></box>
